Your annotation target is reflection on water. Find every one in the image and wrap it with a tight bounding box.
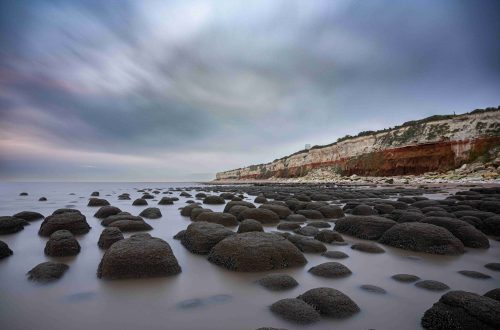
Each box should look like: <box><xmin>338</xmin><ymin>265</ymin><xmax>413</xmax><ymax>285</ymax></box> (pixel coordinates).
<box><xmin>0</xmin><ymin>182</ymin><xmax>499</xmax><ymax>330</ymax></box>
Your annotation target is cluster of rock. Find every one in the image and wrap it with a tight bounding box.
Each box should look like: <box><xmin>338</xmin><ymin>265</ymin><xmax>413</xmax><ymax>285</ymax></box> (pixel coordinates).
<box><xmin>270</xmin><ymin>287</ymin><xmax>360</xmax><ymax>324</ymax></box>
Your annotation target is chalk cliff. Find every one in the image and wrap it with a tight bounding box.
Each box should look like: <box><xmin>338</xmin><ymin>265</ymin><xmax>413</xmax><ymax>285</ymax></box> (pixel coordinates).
<box><xmin>215</xmin><ymin>107</ymin><xmax>500</xmax><ymax>180</ymax></box>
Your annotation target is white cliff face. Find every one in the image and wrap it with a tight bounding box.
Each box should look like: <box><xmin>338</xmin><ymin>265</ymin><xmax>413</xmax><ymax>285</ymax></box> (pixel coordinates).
<box><xmin>216</xmin><ymin>110</ymin><xmax>500</xmax><ymax>180</ymax></box>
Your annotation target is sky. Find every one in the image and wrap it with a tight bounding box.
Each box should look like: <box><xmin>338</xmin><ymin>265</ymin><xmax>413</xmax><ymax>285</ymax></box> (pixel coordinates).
<box><xmin>1</xmin><ymin>0</ymin><xmax>500</xmax><ymax>182</ymax></box>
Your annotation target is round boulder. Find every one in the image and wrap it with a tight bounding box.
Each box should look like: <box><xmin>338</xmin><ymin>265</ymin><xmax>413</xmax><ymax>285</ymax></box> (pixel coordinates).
<box><xmin>27</xmin><ymin>262</ymin><xmax>69</xmax><ymax>282</ymax></box>
<box><xmin>39</xmin><ymin>212</ymin><xmax>90</xmax><ymax>236</ymax></box>
<box><xmin>195</xmin><ymin>212</ymin><xmax>238</xmax><ymax>227</ymax></box>
<box><xmin>94</xmin><ymin>206</ymin><xmax>121</xmax><ymax>219</ymax></box>
<box><xmin>257</xmin><ymin>274</ymin><xmax>299</xmax><ymax>291</ymax></box>
<box><xmin>415</xmin><ymin>280</ymin><xmax>450</xmax><ymax>291</ymax></box>
<box><xmin>237</xmin><ymin>219</ymin><xmax>264</xmax><ymax>233</ymax></box>
<box><xmin>335</xmin><ymin>216</ymin><xmax>396</xmax><ymax>240</ymax></box>
<box><xmin>97</xmin><ymin>234</ymin><xmax>181</xmax><ymax>279</ymax></box>
<box><xmin>87</xmin><ymin>198</ymin><xmax>110</xmax><ymax>207</ymax></box>
<box><xmin>13</xmin><ymin>211</ymin><xmax>44</xmax><ymax>222</ymax></box>
<box><xmin>44</xmin><ymin>230</ymin><xmax>80</xmax><ymax>257</ymax></box>
<box><xmin>270</xmin><ymin>298</ymin><xmax>321</xmax><ymax>324</ymax></box>
<box><xmin>0</xmin><ymin>216</ymin><xmax>26</xmax><ymax>234</ymax></box>
<box><xmin>298</xmin><ymin>287</ymin><xmax>360</xmax><ymax>318</ymax></box>
<box><xmin>421</xmin><ymin>290</ymin><xmax>500</xmax><ymax>330</ymax></box>
<box><xmin>181</xmin><ymin>222</ymin><xmax>235</xmax><ymax>254</ymax></box>
<box><xmin>238</xmin><ymin>208</ymin><xmax>280</xmax><ymax>225</ymax></box>
<box><xmin>98</xmin><ymin>227</ymin><xmax>124</xmax><ymax>249</ymax></box>
<box><xmin>139</xmin><ymin>207</ymin><xmax>162</xmax><ymax>219</ymax></box>
<box><xmin>208</xmin><ymin>232</ymin><xmax>307</xmax><ymax>272</ymax></box>
<box><xmin>378</xmin><ymin>222</ymin><xmax>465</xmax><ymax>255</ymax></box>
<box><xmin>203</xmin><ymin>195</ymin><xmax>226</xmax><ymax>205</ymax></box>
<box><xmin>0</xmin><ymin>240</ymin><xmax>13</xmax><ymax>259</ymax></box>
<box><xmin>308</xmin><ymin>262</ymin><xmax>352</xmax><ymax>278</ymax></box>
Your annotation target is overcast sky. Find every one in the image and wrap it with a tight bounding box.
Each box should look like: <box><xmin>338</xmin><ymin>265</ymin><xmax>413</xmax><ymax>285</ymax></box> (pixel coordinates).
<box><xmin>1</xmin><ymin>0</ymin><xmax>499</xmax><ymax>181</ymax></box>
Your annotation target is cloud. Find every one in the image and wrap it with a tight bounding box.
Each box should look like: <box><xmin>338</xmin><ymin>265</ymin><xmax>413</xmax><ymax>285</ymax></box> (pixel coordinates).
<box><xmin>0</xmin><ymin>0</ymin><xmax>499</xmax><ymax>181</ymax></box>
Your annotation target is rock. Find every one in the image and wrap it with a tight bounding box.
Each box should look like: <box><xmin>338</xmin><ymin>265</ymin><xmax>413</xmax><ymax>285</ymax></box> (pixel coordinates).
<box><xmin>19</xmin><ymin>192</ymin><xmax>28</xmax><ymax>196</ymax></box>
<box><xmin>195</xmin><ymin>192</ymin><xmax>207</xmax><ymax>198</ymax></box>
<box><xmin>190</xmin><ymin>208</ymin><xmax>213</xmax><ymax>221</ymax></box>
<box><xmin>38</xmin><ymin>212</ymin><xmax>90</xmax><ymax>236</ymax></box>
<box><xmin>208</xmin><ymin>232</ymin><xmax>307</xmax><ymax>272</ymax></box>
<box><xmin>87</xmin><ymin>198</ymin><xmax>110</xmax><ymax>207</ymax></box>
<box><xmin>277</xmin><ymin>222</ymin><xmax>301</xmax><ymax>231</ymax></box>
<box><xmin>378</xmin><ymin>222</ymin><xmax>465</xmax><ymax>255</ymax></box>
<box><xmin>97</xmin><ymin>234</ymin><xmax>181</xmax><ymax>279</ymax></box>
<box><xmin>257</xmin><ymin>274</ymin><xmax>299</xmax><ymax>290</ymax></box>
<box><xmin>259</xmin><ymin>204</ymin><xmax>292</xmax><ymax>219</ymax></box>
<box><xmin>420</xmin><ymin>217</ymin><xmax>489</xmax><ymax>249</ymax></box>
<box><xmin>270</xmin><ymin>298</ymin><xmax>321</xmax><ymax>324</ymax></box>
<box><xmin>39</xmin><ymin>197</ymin><xmax>47</xmax><ymax>201</ymax></box>
<box><xmin>319</xmin><ymin>205</ymin><xmax>344</xmax><ymax>219</ymax></box>
<box><xmin>314</xmin><ymin>230</ymin><xmax>344</xmax><ymax>243</ymax></box>
<box><xmin>479</xmin><ymin>201</ymin><xmax>500</xmax><ymax>213</ymax></box>
<box><xmin>254</xmin><ymin>196</ymin><xmax>268</xmax><ymax>203</ymax></box>
<box><xmin>360</xmin><ymin>284</ymin><xmax>386</xmax><ymax>294</ymax></box>
<box><xmin>142</xmin><ymin>194</ymin><xmax>154</xmax><ymax>199</ymax></box>
<box><xmin>173</xmin><ymin>229</ymin><xmax>186</xmax><ymax>240</ymax></box>
<box><xmin>296</xmin><ymin>209</ymin><xmax>324</xmax><ymax>219</ymax></box>
<box><xmin>27</xmin><ymin>262</ymin><xmax>69</xmax><ymax>282</ymax></box>
<box><xmin>484</xmin><ymin>288</ymin><xmax>500</xmax><ymax>302</ymax></box>
<box><xmin>238</xmin><ymin>208</ymin><xmax>280</xmax><ymax>225</ymax></box>
<box><xmin>13</xmin><ymin>211</ymin><xmax>44</xmax><ymax>222</ymax></box>
<box><xmin>195</xmin><ymin>212</ymin><xmax>238</xmax><ymax>227</ymax></box>
<box><xmin>158</xmin><ymin>197</ymin><xmax>176</xmax><ymax>205</ymax></box>
<box><xmin>352</xmin><ymin>204</ymin><xmax>376</xmax><ymax>215</ymax></box>
<box><xmin>180</xmin><ymin>204</ymin><xmax>201</xmax><ymax>216</ymax></box>
<box><xmin>308</xmin><ymin>262</ymin><xmax>352</xmax><ymax>278</ymax></box>
<box><xmin>415</xmin><ymin>280</ymin><xmax>450</xmax><ymax>291</ymax></box>
<box><xmin>322</xmin><ymin>251</ymin><xmax>348</xmax><ymax>259</ymax></box>
<box><xmin>107</xmin><ymin>219</ymin><xmax>152</xmax><ymax>232</ymax></box>
<box><xmin>307</xmin><ymin>221</ymin><xmax>331</xmax><ymax>228</ymax></box>
<box><xmin>139</xmin><ymin>207</ymin><xmax>162</xmax><ymax>219</ymax></box>
<box><xmin>287</xmin><ymin>235</ymin><xmax>327</xmax><ymax>253</ymax></box>
<box><xmin>237</xmin><ymin>219</ymin><xmax>264</xmax><ymax>233</ymax></box>
<box><xmin>219</xmin><ymin>192</ymin><xmax>235</xmax><ymax>200</ymax></box>
<box><xmin>203</xmin><ymin>195</ymin><xmax>226</xmax><ymax>205</ymax></box>
<box><xmin>91</xmin><ymin>191</ymin><xmax>99</xmax><ymax>196</ymax></box>
<box><xmin>223</xmin><ymin>201</ymin><xmax>255</xmax><ymax>213</ymax></box>
<box><xmin>0</xmin><ymin>216</ymin><xmax>27</xmax><ymax>234</ymax></box>
<box><xmin>412</xmin><ymin>200</ymin><xmax>441</xmax><ymax>209</ymax></box>
<box><xmin>285</xmin><ymin>214</ymin><xmax>307</xmax><ymax>222</ymax></box>
<box><xmin>396</xmin><ymin>211</ymin><xmax>426</xmax><ymax>223</ymax></box>
<box><xmin>132</xmin><ymin>198</ymin><xmax>148</xmax><ymax>206</ymax></box>
<box><xmin>98</xmin><ymin>227</ymin><xmax>124</xmax><ymax>249</ymax></box>
<box><xmin>298</xmin><ymin>287</ymin><xmax>360</xmax><ymax>318</ymax></box>
<box><xmin>421</xmin><ymin>290</ymin><xmax>500</xmax><ymax>330</ymax></box>
<box><xmin>180</xmin><ymin>192</ymin><xmax>192</xmax><ymax>198</ymax></box>
<box><xmin>0</xmin><ymin>240</ymin><xmax>13</xmax><ymax>259</ymax></box>
<box><xmin>375</xmin><ymin>204</ymin><xmax>395</xmax><ymax>214</ymax></box>
<box><xmin>391</xmin><ymin>274</ymin><xmax>420</xmax><ymax>282</ymax></box>
<box><xmin>101</xmin><ymin>213</ymin><xmax>143</xmax><ymax>226</ymax></box>
<box><xmin>479</xmin><ymin>216</ymin><xmax>500</xmax><ymax>236</ymax></box>
<box><xmin>458</xmin><ymin>270</ymin><xmax>492</xmax><ymax>279</ymax></box>
<box><xmin>94</xmin><ymin>206</ymin><xmax>121</xmax><ymax>219</ymax></box>
<box><xmin>44</xmin><ymin>230</ymin><xmax>80</xmax><ymax>257</ymax></box>
<box><xmin>52</xmin><ymin>208</ymin><xmax>80</xmax><ymax>215</ymax></box>
<box><xmin>485</xmin><ymin>263</ymin><xmax>500</xmax><ymax>271</ymax></box>
<box><xmin>351</xmin><ymin>242</ymin><xmax>385</xmax><ymax>253</ymax></box>
<box><xmin>181</xmin><ymin>222</ymin><xmax>235</xmax><ymax>254</ymax></box>
<box><xmin>294</xmin><ymin>226</ymin><xmax>320</xmax><ymax>237</ymax></box>
<box><xmin>334</xmin><ymin>216</ymin><xmax>396</xmax><ymax>240</ymax></box>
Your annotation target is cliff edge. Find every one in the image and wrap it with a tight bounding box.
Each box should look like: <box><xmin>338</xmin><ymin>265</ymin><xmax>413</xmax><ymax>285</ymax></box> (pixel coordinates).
<box><xmin>215</xmin><ymin>107</ymin><xmax>500</xmax><ymax>181</ymax></box>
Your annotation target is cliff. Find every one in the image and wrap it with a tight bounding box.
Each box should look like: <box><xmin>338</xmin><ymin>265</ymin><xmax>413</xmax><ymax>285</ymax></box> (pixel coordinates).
<box><xmin>215</xmin><ymin>107</ymin><xmax>500</xmax><ymax>180</ymax></box>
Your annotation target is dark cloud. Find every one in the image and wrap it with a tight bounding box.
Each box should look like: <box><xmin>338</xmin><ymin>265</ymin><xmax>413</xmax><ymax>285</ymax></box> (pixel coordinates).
<box><xmin>1</xmin><ymin>0</ymin><xmax>499</xmax><ymax>181</ymax></box>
